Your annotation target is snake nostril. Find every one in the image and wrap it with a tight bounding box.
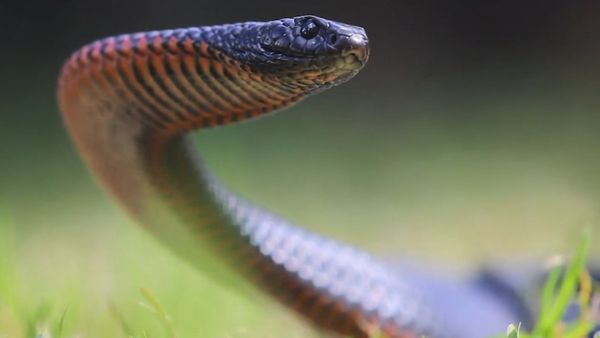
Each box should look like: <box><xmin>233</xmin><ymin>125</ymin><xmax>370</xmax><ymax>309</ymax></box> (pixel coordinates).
<box><xmin>348</xmin><ymin>33</ymin><xmax>368</xmax><ymax>49</ymax></box>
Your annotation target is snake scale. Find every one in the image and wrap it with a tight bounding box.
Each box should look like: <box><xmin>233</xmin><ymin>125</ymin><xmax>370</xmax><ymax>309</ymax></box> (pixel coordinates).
<box><xmin>58</xmin><ymin>15</ymin><xmax>563</xmax><ymax>338</ymax></box>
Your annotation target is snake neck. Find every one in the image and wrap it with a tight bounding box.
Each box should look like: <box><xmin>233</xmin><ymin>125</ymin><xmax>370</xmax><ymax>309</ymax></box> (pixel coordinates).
<box><xmin>58</xmin><ymin>28</ymin><xmax>439</xmax><ymax>338</ymax></box>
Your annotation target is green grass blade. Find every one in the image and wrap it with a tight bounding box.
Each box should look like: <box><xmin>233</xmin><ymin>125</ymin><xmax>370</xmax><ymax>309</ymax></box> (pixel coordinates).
<box><xmin>534</xmin><ymin>229</ymin><xmax>592</xmax><ymax>336</ymax></box>
<box><xmin>54</xmin><ymin>307</ymin><xmax>68</xmax><ymax>338</ymax></box>
<box><xmin>546</xmin><ymin>231</ymin><xmax>591</xmax><ymax>328</ymax></box>
<box><xmin>506</xmin><ymin>323</ymin><xmax>520</xmax><ymax>338</ymax></box>
<box><xmin>534</xmin><ymin>263</ymin><xmax>562</xmax><ymax>334</ymax></box>
<box><xmin>140</xmin><ymin>288</ymin><xmax>177</xmax><ymax>338</ymax></box>
<box><xmin>110</xmin><ymin>301</ymin><xmax>135</xmax><ymax>336</ymax></box>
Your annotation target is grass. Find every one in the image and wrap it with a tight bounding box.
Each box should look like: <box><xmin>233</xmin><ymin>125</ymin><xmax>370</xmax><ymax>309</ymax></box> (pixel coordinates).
<box><xmin>0</xmin><ymin>205</ymin><xmax>597</xmax><ymax>337</ymax></box>
<box><xmin>0</xmin><ymin>208</ymin><xmax>319</xmax><ymax>338</ymax></box>
<box><xmin>500</xmin><ymin>231</ymin><xmax>598</xmax><ymax>338</ymax></box>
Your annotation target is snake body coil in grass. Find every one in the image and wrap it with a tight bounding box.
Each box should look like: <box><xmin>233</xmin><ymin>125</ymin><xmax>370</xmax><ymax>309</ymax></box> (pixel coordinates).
<box><xmin>58</xmin><ymin>16</ymin><xmax>524</xmax><ymax>338</ymax></box>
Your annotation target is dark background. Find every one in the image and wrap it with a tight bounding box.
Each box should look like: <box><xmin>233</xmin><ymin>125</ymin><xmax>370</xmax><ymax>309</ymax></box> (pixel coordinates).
<box><xmin>1</xmin><ymin>2</ymin><xmax>600</xmax><ymax>336</ymax></box>
<box><xmin>3</xmin><ymin>1</ymin><xmax>600</xmax><ymax>86</ymax></box>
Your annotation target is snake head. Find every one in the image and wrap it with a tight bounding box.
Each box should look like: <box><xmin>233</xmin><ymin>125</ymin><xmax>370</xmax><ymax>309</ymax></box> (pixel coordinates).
<box><xmin>258</xmin><ymin>16</ymin><xmax>369</xmax><ymax>64</ymax></box>
<box><xmin>257</xmin><ymin>15</ymin><xmax>369</xmax><ymax>86</ymax></box>
<box><xmin>202</xmin><ymin>15</ymin><xmax>369</xmax><ymax>91</ymax></box>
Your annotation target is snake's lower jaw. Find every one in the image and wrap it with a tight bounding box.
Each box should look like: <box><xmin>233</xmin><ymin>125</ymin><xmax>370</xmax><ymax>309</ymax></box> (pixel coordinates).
<box><xmin>324</xmin><ymin>39</ymin><xmax>369</xmax><ymax>84</ymax></box>
<box><xmin>342</xmin><ymin>53</ymin><xmax>367</xmax><ymax>70</ymax></box>
<box><xmin>326</xmin><ymin>55</ymin><xmax>366</xmax><ymax>84</ymax></box>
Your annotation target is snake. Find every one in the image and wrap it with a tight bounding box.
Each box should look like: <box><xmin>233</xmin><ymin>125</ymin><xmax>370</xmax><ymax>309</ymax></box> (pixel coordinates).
<box><xmin>58</xmin><ymin>15</ymin><xmax>568</xmax><ymax>338</ymax></box>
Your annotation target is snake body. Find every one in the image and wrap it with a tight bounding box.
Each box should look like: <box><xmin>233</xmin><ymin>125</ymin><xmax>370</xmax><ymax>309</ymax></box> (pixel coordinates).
<box><xmin>58</xmin><ymin>16</ymin><xmax>525</xmax><ymax>338</ymax></box>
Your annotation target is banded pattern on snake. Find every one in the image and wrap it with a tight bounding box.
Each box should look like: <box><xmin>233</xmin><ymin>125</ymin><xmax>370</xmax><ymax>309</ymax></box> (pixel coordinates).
<box><xmin>58</xmin><ymin>15</ymin><xmax>536</xmax><ymax>338</ymax></box>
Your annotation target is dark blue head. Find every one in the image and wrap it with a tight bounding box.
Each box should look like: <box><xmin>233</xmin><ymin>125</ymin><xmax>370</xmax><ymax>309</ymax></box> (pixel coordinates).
<box><xmin>201</xmin><ymin>15</ymin><xmax>369</xmax><ymax>89</ymax></box>
<box><xmin>258</xmin><ymin>16</ymin><xmax>368</xmax><ymax>61</ymax></box>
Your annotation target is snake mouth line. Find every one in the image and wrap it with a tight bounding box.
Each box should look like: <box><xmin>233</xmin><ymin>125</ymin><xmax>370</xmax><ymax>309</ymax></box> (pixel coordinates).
<box><xmin>341</xmin><ymin>52</ymin><xmax>367</xmax><ymax>70</ymax></box>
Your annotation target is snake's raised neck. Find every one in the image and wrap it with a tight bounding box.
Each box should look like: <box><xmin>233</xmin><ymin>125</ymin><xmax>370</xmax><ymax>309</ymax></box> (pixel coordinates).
<box><xmin>58</xmin><ymin>16</ymin><xmax>444</xmax><ymax>338</ymax></box>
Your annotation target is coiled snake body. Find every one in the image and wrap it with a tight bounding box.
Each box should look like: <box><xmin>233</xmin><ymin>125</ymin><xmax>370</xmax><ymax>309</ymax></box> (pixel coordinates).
<box><xmin>59</xmin><ymin>16</ymin><xmax>528</xmax><ymax>338</ymax></box>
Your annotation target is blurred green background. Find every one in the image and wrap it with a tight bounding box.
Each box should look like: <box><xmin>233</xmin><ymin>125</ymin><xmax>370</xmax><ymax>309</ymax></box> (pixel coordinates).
<box><xmin>1</xmin><ymin>1</ymin><xmax>600</xmax><ymax>337</ymax></box>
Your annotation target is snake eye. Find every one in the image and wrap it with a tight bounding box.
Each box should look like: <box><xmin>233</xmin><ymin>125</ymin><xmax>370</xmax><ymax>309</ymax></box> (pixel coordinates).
<box><xmin>327</xmin><ymin>33</ymin><xmax>338</xmax><ymax>45</ymax></box>
<box><xmin>300</xmin><ymin>19</ymin><xmax>319</xmax><ymax>39</ymax></box>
